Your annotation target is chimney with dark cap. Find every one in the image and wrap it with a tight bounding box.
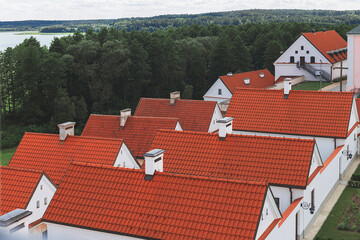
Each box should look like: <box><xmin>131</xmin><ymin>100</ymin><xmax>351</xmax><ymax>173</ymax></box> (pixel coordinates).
<box><xmin>58</xmin><ymin>122</ymin><xmax>75</xmax><ymax>141</ymax></box>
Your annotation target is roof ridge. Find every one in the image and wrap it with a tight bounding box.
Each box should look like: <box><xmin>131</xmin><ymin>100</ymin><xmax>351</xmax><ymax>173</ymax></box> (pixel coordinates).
<box><xmin>71</xmin><ymin>161</ymin><xmax>268</xmax><ymax>187</ymax></box>
<box><xmin>67</xmin><ymin>135</ymin><xmax>124</xmax><ymax>143</ymax></box>
<box><xmin>90</xmin><ymin>114</ymin><xmax>120</xmax><ymax>117</ymax></box>
<box><xmin>234</xmin><ymin>87</ymin><xmax>354</xmax><ymax>95</ymax></box>
<box><xmin>139</xmin><ymin>97</ymin><xmax>216</xmax><ymax>104</ymax></box>
<box><xmin>130</xmin><ymin>116</ymin><xmax>179</xmax><ymax>121</ymax></box>
<box><xmin>0</xmin><ymin>166</ymin><xmax>43</xmax><ymax>174</ymax></box>
<box><xmin>220</xmin><ymin>69</ymin><xmax>270</xmax><ymax>78</ymax></box>
<box><xmin>157</xmin><ymin>129</ymin><xmax>315</xmax><ymax>143</ymax></box>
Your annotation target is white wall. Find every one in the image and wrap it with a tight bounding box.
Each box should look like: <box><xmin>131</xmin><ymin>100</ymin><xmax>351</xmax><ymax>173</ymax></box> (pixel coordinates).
<box><xmin>26</xmin><ymin>175</ymin><xmax>57</xmax><ymax>227</ymax></box>
<box><xmin>0</xmin><ymin>215</ymin><xmax>32</xmax><ymax>239</ymax></box>
<box><xmin>208</xmin><ymin>104</ymin><xmax>223</xmax><ymax>132</ymax></box>
<box><xmin>113</xmin><ymin>143</ymin><xmax>140</xmax><ymax>169</ymax></box>
<box><xmin>203</xmin><ymin>79</ymin><xmax>232</xmax><ymax>103</ymax></box>
<box><xmin>255</xmin><ymin>189</ymin><xmax>282</xmax><ymax>239</ymax></box>
<box><xmin>332</xmin><ymin>60</ymin><xmax>348</xmax><ymax>80</ymax></box>
<box><xmin>274</xmin><ymin>35</ymin><xmax>332</xmax><ymax>81</ymax></box>
<box><xmin>47</xmin><ymin>223</ymin><xmax>141</xmax><ymax>240</ymax></box>
<box><xmin>269</xmin><ymin>186</ymin><xmax>291</xmax><ymax>213</ymax></box>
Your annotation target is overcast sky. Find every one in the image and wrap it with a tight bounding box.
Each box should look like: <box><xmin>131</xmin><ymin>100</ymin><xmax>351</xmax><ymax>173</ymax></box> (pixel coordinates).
<box><xmin>0</xmin><ymin>0</ymin><xmax>359</xmax><ymax>21</ymax></box>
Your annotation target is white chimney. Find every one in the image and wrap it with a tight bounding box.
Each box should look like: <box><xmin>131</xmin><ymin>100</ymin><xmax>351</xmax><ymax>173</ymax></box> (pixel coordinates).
<box><xmin>120</xmin><ymin>108</ymin><xmax>131</xmax><ymax>127</ymax></box>
<box><xmin>244</xmin><ymin>78</ymin><xmax>250</xmax><ymax>85</ymax></box>
<box><xmin>217</xmin><ymin>117</ymin><xmax>233</xmax><ymax>140</ymax></box>
<box><xmin>58</xmin><ymin>122</ymin><xmax>75</xmax><ymax>141</ymax></box>
<box><xmin>227</xmin><ymin>72</ymin><xmax>233</xmax><ymax>77</ymax></box>
<box><xmin>259</xmin><ymin>73</ymin><xmax>265</xmax><ymax>78</ymax></box>
<box><xmin>170</xmin><ymin>91</ymin><xmax>180</xmax><ymax>105</ymax></box>
<box><xmin>144</xmin><ymin>149</ymin><xmax>165</xmax><ymax>180</ymax></box>
<box><xmin>284</xmin><ymin>78</ymin><xmax>292</xmax><ymax>99</ymax></box>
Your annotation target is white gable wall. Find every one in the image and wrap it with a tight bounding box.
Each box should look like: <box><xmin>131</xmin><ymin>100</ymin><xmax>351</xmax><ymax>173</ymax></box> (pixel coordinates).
<box><xmin>255</xmin><ymin>189</ymin><xmax>282</xmax><ymax>239</ymax></box>
<box><xmin>113</xmin><ymin>143</ymin><xmax>140</xmax><ymax>169</ymax></box>
<box><xmin>26</xmin><ymin>175</ymin><xmax>57</xmax><ymax>226</ymax></box>
<box><xmin>175</xmin><ymin>121</ymin><xmax>183</xmax><ymax>131</ymax></box>
<box><xmin>269</xmin><ymin>186</ymin><xmax>290</xmax><ymax>213</ymax></box>
<box><xmin>208</xmin><ymin>103</ymin><xmax>223</xmax><ymax>132</ymax></box>
<box><xmin>274</xmin><ymin>35</ymin><xmax>332</xmax><ymax>81</ymax></box>
<box><xmin>203</xmin><ymin>79</ymin><xmax>232</xmax><ymax>103</ymax></box>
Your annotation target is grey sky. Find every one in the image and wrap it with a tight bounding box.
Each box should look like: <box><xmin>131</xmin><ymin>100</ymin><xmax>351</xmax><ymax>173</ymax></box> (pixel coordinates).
<box><xmin>0</xmin><ymin>0</ymin><xmax>359</xmax><ymax>21</ymax></box>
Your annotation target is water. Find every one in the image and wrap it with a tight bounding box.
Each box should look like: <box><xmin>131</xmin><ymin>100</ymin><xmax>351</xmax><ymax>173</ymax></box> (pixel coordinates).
<box><xmin>0</xmin><ymin>31</ymin><xmax>72</xmax><ymax>51</ymax></box>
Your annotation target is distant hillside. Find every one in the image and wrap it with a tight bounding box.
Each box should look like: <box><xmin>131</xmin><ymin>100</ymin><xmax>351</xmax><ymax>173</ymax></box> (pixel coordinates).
<box><xmin>1</xmin><ymin>9</ymin><xmax>359</xmax><ymax>32</ymax></box>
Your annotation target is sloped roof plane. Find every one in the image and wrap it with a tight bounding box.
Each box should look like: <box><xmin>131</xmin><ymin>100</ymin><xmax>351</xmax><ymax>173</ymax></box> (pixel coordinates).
<box><xmin>0</xmin><ymin>166</ymin><xmax>43</xmax><ymax>215</ymax></box>
<box><xmin>219</xmin><ymin>69</ymin><xmax>275</xmax><ymax>93</ymax></box>
<box><xmin>82</xmin><ymin>115</ymin><xmax>179</xmax><ymax>157</ymax></box>
<box><xmin>43</xmin><ymin>162</ymin><xmax>268</xmax><ymax>240</ymax></box>
<box><xmin>134</xmin><ymin>98</ymin><xmax>217</xmax><ymax>132</ymax></box>
<box><xmin>150</xmin><ymin>130</ymin><xmax>315</xmax><ymax>188</ymax></box>
<box><xmin>226</xmin><ymin>88</ymin><xmax>354</xmax><ymax>138</ymax></box>
<box><xmin>9</xmin><ymin>133</ymin><xmax>125</xmax><ymax>185</ymax></box>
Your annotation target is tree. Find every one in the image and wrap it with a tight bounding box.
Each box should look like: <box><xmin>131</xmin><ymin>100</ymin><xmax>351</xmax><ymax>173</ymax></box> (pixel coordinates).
<box><xmin>232</xmin><ymin>36</ymin><xmax>251</xmax><ymax>72</ymax></box>
<box><xmin>264</xmin><ymin>40</ymin><xmax>283</xmax><ymax>74</ymax></box>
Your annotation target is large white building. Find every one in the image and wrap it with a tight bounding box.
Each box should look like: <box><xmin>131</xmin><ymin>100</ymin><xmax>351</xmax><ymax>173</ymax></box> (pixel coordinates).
<box><xmin>346</xmin><ymin>25</ymin><xmax>360</xmax><ymax>92</ymax></box>
<box><xmin>274</xmin><ymin>30</ymin><xmax>347</xmax><ymax>82</ymax></box>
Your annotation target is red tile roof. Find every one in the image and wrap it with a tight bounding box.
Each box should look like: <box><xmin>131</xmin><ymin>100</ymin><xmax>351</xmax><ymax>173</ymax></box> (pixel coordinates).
<box><xmin>134</xmin><ymin>98</ymin><xmax>217</xmax><ymax>132</ymax></box>
<box><xmin>356</xmin><ymin>99</ymin><xmax>360</xmax><ymax>118</ymax></box>
<box><xmin>43</xmin><ymin>162</ymin><xmax>268</xmax><ymax>240</ymax></box>
<box><xmin>9</xmin><ymin>133</ymin><xmax>124</xmax><ymax>185</ymax></box>
<box><xmin>275</xmin><ymin>76</ymin><xmax>298</xmax><ymax>83</ymax></box>
<box><xmin>0</xmin><ymin>166</ymin><xmax>43</xmax><ymax>215</ymax></box>
<box><xmin>227</xmin><ymin>88</ymin><xmax>354</xmax><ymax>138</ymax></box>
<box><xmin>219</xmin><ymin>69</ymin><xmax>275</xmax><ymax>93</ymax></box>
<box><xmin>150</xmin><ymin>130</ymin><xmax>315</xmax><ymax>187</ymax></box>
<box><xmin>82</xmin><ymin>115</ymin><xmax>179</xmax><ymax>157</ymax></box>
<box><xmin>302</xmin><ymin>30</ymin><xmax>347</xmax><ymax>64</ymax></box>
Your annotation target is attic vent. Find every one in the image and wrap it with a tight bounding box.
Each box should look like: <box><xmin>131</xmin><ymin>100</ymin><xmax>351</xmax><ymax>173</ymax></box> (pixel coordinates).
<box><xmin>227</xmin><ymin>72</ymin><xmax>233</xmax><ymax>77</ymax></box>
<box><xmin>259</xmin><ymin>73</ymin><xmax>264</xmax><ymax>78</ymax></box>
<box><xmin>244</xmin><ymin>78</ymin><xmax>250</xmax><ymax>85</ymax></box>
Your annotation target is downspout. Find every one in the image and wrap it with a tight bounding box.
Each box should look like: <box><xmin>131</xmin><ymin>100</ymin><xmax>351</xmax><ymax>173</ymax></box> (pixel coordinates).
<box><xmin>289</xmin><ymin>188</ymin><xmax>293</xmax><ymax>203</ymax></box>
<box><xmin>334</xmin><ymin>138</ymin><xmax>337</xmax><ymax>150</ymax></box>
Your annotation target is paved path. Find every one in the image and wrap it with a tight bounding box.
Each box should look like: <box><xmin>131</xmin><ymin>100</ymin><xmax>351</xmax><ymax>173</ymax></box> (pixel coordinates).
<box><xmin>304</xmin><ymin>157</ymin><xmax>360</xmax><ymax>240</ymax></box>
<box><xmin>319</xmin><ymin>80</ymin><xmax>347</xmax><ymax>92</ymax></box>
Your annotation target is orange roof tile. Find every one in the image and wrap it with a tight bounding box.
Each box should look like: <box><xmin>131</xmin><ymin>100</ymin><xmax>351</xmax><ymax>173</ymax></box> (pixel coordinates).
<box><xmin>9</xmin><ymin>133</ymin><xmax>124</xmax><ymax>185</ymax></box>
<box><xmin>302</xmin><ymin>30</ymin><xmax>347</xmax><ymax>64</ymax></box>
<box><xmin>82</xmin><ymin>115</ymin><xmax>179</xmax><ymax>157</ymax></box>
<box><xmin>356</xmin><ymin>99</ymin><xmax>360</xmax><ymax>119</ymax></box>
<box><xmin>134</xmin><ymin>98</ymin><xmax>217</xmax><ymax>132</ymax></box>
<box><xmin>150</xmin><ymin>130</ymin><xmax>315</xmax><ymax>187</ymax></box>
<box><xmin>219</xmin><ymin>69</ymin><xmax>275</xmax><ymax>93</ymax></box>
<box><xmin>43</xmin><ymin>162</ymin><xmax>268</xmax><ymax>240</ymax></box>
<box><xmin>227</xmin><ymin>88</ymin><xmax>354</xmax><ymax>138</ymax></box>
<box><xmin>0</xmin><ymin>166</ymin><xmax>43</xmax><ymax>215</ymax></box>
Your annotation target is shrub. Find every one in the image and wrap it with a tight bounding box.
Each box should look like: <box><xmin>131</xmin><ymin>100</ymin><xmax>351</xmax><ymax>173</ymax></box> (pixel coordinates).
<box><xmin>348</xmin><ymin>181</ymin><xmax>360</xmax><ymax>188</ymax></box>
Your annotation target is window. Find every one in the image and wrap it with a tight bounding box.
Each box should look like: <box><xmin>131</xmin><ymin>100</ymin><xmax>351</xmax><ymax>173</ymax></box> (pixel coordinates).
<box><xmin>218</xmin><ymin>89</ymin><xmax>222</xmax><ymax>95</ymax></box>
<box><xmin>266</xmin><ymin>208</ymin><xmax>268</xmax><ymax>216</ymax></box>
<box><xmin>311</xmin><ymin>56</ymin><xmax>315</xmax><ymax>63</ymax></box>
<box><xmin>274</xmin><ymin>197</ymin><xmax>280</xmax><ymax>209</ymax></box>
<box><xmin>36</xmin><ymin>200</ymin><xmax>40</xmax><ymax>209</ymax></box>
<box><xmin>290</xmin><ymin>56</ymin><xmax>295</xmax><ymax>63</ymax></box>
<box><xmin>311</xmin><ymin>189</ymin><xmax>315</xmax><ymax>208</ymax></box>
<box><xmin>40</xmin><ymin>185</ymin><xmax>43</xmax><ymax>190</ymax></box>
<box><xmin>306</xmin><ymin>50</ymin><xmax>309</xmax><ymax>54</ymax></box>
<box><xmin>301</xmin><ymin>46</ymin><xmax>304</xmax><ymax>50</ymax></box>
<box><xmin>295</xmin><ymin>50</ymin><xmax>298</xmax><ymax>54</ymax></box>
<box><xmin>44</xmin><ymin>197</ymin><xmax>48</xmax><ymax>206</ymax></box>
<box><xmin>355</xmin><ymin>133</ymin><xmax>357</xmax><ymax>141</ymax></box>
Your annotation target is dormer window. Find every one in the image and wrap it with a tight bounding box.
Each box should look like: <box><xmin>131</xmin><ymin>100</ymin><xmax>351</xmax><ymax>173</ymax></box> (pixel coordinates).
<box><xmin>244</xmin><ymin>78</ymin><xmax>250</xmax><ymax>85</ymax></box>
<box><xmin>218</xmin><ymin>89</ymin><xmax>222</xmax><ymax>95</ymax></box>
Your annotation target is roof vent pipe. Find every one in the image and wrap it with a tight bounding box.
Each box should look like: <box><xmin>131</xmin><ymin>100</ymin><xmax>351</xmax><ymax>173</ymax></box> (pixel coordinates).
<box><xmin>58</xmin><ymin>122</ymin><xmax>76</xmax><ymax>141</ymax></box>
<box><xmin>169</xmin><ymin>91</ymin><xmax>180</xmax><ymax>105</ymax></box>
<box><xmin>120</xmin><ymin>108</ymin><xmax>131</xmax><ymax>127</ymax></box>
<box><xmin>217</xmin><ymin>117</ymin><xmax>233</xmax><ymax>140</ymax></box>
<box><xmin>144</xmin><ymin>149</ymin><xmax>165</xmax><ymax>180</ymax></box>
<box><xmin>284</xmin><ymin>78</ymin><xmax>292</xmax><ymax>99</ymax></box>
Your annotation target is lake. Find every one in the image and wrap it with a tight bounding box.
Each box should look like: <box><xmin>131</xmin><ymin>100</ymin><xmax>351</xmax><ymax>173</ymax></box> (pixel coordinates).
<box><xmin>0</xmin><ymin>31</ymin><xmax>72</xmax><ymax>51</ymax></box>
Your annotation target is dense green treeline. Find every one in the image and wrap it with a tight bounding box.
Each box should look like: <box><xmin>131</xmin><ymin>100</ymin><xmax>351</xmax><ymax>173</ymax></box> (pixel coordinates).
<box><xmin>1</xmin><ymin>9</ymin><xmax>359</xmax><ymax>33</ymax></box>
<box><xmin>0</xmin><ymin>22</ymin><xmax>356</xmax><ymax>148</ymax></box>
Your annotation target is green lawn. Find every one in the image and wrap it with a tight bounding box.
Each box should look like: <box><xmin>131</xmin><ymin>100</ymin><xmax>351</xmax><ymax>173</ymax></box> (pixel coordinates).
<box><xmin>315</xmin><ymin>187</ymin><xmax>360</xmax><ymax>240</ymax></box>
<box><xmin>292</xmin><ymin>81</ymin><xmax>331</xmax><ymax>91</ymax></box>
<box><xmin>0</xmin><ymin>147</ymin><xmax>17</xmax><ymax>166</ymax></box>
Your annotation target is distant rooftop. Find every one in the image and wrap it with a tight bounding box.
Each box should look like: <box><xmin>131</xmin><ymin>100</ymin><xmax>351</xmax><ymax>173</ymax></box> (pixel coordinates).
<box><xmin>348</xmin><ymin>25</ymin><xmax>360</xmax><ymax>35</ymax></box>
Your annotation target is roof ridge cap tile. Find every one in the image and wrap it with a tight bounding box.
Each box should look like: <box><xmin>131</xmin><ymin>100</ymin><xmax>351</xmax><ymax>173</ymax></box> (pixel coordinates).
<box><xmin>0</xmin><ymin>166</ymin><xmax>43</xmax><ymax>174</ymax></box>
<box><xmin>68</xmin><ymin>135</ymin><xmax>124</xmax><ymax>143</ymax></box>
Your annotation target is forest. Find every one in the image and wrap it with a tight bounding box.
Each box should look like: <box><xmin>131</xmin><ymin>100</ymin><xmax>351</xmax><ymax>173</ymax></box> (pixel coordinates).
<box><xmin>0</xmin><ymin>21</ymin><xmax>357</xmax><ymax>149</ymax></box>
